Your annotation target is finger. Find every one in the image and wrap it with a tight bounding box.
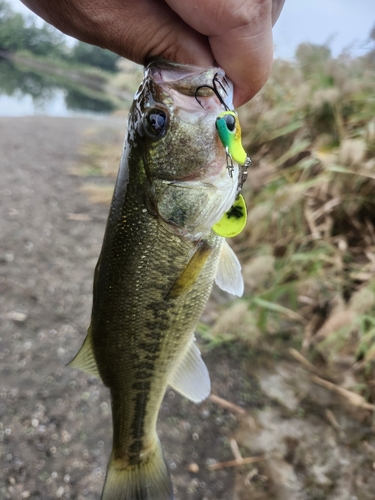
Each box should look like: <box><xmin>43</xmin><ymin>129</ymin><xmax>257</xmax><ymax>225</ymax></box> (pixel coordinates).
<box><xmin>210</xmin><ymin>2</ymin><xmax>274</xmax><ymax>107</ymax></box>
<box><xmin>21</xmin><ymin>0</ymin><xmax>214</xmax><ymax>66</ymax></box>
<box><xmin>164</xmin><ymin>0</ymin><xmax>276</xmax><ymax>106</ymax></box>
<box><xmin>272</xmin><ymin>0</ymin><xmax>286</xmax><ymax>25</ymax></box>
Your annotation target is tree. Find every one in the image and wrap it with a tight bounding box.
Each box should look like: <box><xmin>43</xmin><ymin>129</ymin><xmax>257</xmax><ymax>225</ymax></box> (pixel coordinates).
<box><xmin>24</xmin><ymin>22</ymin><xmax>65</xmax><ymax>57</ymax></box>
<box><xmin>0</xmin><ymin>0</ymin><xmax>119</xmax><ymax>72</ymax></box>
<box><xmin>0</xmin><ymin>1</ymin><xmax>28</xmax><ymax>52</ymax></box>
<box><xmin>0</xmin><ymin>0</ymin><xmax>64</xmax><ymax>55</ymax></box>
<box><xmin>70</xmin><ymin>42</ymin><xmax>120</xmax><ymax>73</ymax></box>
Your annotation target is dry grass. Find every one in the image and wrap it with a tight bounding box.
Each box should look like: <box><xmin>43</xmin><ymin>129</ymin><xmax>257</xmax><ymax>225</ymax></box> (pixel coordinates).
<box><xmin>218</xmin><ymin>44</ymin><xmax>375</xmax><ymax>404</ymax></box>
<box><xmin>75</xmin><ymin>43</ymin><xmax>375</xmax><ymax>405</ymax></box>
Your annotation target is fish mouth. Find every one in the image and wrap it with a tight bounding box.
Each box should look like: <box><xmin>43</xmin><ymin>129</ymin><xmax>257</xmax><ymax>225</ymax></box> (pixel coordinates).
<box><xmin>145</xmin><ymin>59</ymin><xmax>234</xmax><ymax>113</ymax></box>
<box><xmin>135</xmin><ymin>59</ymin><xmax>235</xmax><ymax>184</ymax></box>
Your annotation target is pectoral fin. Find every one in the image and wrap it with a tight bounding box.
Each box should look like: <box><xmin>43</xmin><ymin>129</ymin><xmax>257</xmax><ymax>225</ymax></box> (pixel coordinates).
<box><xmin>167</xmin><ymin>240</ymin><xmax>212</xmax><ymax>299</ymax></box>
<box><xmin>215</xmin><ymin>240</ymin><xmax>244</xmax><ymax>297</ymax></box>
<box><xmin>68</xmin><ymin>329</ymin><xmax>101</xmax><ymax>378</ymax></box>
<box><xmin>168</xmin><ymin>338</ymin><xmax>210</xmax><ymax>403</ymax></box>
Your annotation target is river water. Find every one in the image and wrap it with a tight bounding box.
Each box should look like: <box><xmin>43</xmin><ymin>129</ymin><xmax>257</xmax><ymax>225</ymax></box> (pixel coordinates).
<box><xmin>0</xmin><ymin>58</ymin><xmax>117</xmax><ymax>117</ymax></box>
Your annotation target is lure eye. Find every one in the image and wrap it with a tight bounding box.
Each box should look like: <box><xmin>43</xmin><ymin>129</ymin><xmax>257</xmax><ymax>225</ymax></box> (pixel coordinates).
<box><xmin>144</xmin><ymin>108</ymin><xmax>168</xmax><ymax>138</ymax></box>
<box><xmin>223</xmin><ymin>113</ymin><xmax>236</xmax><ymax>132</ymax></box>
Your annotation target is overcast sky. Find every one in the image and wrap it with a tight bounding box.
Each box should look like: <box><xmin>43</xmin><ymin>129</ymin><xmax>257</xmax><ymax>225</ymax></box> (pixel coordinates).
<box><xmin>273</xmin><ymin>0</ymin><xmax>374</xmax><ymax>58</ymax></box>
<box><xmin>9</xmin><ymin>0</ymin><xmax>375</xmax><ymax>59</ymax></box>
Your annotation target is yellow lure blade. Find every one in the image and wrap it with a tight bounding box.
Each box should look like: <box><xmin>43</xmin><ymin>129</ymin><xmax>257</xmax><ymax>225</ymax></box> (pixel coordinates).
<box><xmin>212</xmin><ymin>194</ymin><xmax>247</xmax><ymax>238</ymax></box>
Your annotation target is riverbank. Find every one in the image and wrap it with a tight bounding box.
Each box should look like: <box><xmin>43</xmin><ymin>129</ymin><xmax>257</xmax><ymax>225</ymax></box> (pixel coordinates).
<box><xmin>0</xmin><ymin>50</ymin><xmax>134</xmax><ymax>106</ymax></box>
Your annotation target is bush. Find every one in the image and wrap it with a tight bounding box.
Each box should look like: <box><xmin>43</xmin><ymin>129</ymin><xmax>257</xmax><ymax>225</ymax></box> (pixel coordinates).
<box><xmin>0</xmin><ymin>0</ymin><xmax>119</xmax><ymax>71</ymax></box>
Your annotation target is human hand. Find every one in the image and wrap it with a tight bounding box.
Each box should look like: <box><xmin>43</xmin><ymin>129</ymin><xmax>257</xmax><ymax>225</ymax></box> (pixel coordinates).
<box><xmin>21</xmin><ymin>0</ymin><xmax>285</xmax><ymax>107</ymax></box>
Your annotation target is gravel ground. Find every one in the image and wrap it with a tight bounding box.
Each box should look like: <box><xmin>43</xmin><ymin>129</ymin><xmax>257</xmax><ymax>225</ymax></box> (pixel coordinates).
<box><xmin>1</xmin><ymin>116</ymin><xmax>375</xmax><ymax>500</ymax></box>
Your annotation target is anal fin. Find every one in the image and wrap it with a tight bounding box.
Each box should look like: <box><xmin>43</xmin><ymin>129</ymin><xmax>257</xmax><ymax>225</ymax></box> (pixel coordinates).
<box><xmin>168</xmin><ymin>338</ymin><xmax>210</xmax><ymax>403</ymax></box>
<box><xmin>68</xmin><ymin>329</ymin><xmax>101</xmax><ymax>378</ymax></box>
<box><xmin>215</xmin><ymin>240</ymin><xmax>244</xmax><ymax>297</ymax></box>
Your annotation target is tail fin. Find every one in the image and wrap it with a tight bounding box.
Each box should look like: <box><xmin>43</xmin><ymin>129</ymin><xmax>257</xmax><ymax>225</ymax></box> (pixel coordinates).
<box><xmin>101</xmin><ymin>441</ymin><xmax>174</xmax><ymax>500</ymax></box>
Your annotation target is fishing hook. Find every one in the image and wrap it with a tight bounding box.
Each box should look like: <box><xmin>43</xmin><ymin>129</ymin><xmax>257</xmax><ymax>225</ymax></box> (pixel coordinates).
<box><xmin>194</xmin><ymin>73</ymin><xmax>231</xmax><ymax>111</ymax></box>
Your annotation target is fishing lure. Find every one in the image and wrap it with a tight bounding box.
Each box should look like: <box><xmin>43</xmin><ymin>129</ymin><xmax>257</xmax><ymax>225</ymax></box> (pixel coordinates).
<box><xmin>216</xmin><ymin>110</ymin><xmax>252</xmax><ymax>190</ymax></box>
<box><xmin>194</xmin><ymin>76</ymin><xmax>251</xmax><ymax>238</ymax></box>
<box><xmin>213</xmin><ymin>110</ymin><xmax>250</xmax><ymax>238</ymax></box>
<box><xmin>215</xmin><ymin>110</ymin><xmax>247</xmax><ymax>173</ymax></box>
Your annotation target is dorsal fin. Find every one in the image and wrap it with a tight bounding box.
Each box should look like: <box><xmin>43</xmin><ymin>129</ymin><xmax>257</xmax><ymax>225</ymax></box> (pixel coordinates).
<box><xmin>168</xmin><ymin>338</ymin><xmax>210</xmax><ymax>403</ymax></box>
<box><xmin>68</xmin><ymin>329</ymin><xmax>101</xmax><ymax>378</ymax></box>
<box><xmin>215</xmin><ymin>240</ymin><xmax>244</xmax><ymax>297</ymax></box>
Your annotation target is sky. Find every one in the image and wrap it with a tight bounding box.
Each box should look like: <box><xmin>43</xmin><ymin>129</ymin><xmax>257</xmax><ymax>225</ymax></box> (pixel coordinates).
<box><xmin>273</xmin><ymin>0</ymin><xmax>375</xmax><ymax>59</ymax></box>
<box><xmin>9</xmin><ymin>0</ymin><xmax>375</xmax><ymax>60</ymax></box>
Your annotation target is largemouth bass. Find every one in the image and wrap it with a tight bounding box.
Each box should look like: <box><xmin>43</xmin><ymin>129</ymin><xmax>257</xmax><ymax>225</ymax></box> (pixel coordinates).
<box><xmin>70</xmin><ymin>60</ymin><xmax>247</xmax><ymax>500</ymax></box>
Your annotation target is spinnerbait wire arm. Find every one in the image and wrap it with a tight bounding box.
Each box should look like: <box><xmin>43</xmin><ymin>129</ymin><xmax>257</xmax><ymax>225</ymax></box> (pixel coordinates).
<box><xmin>237</xmin><ymin>156</ymin><xmax>252</xmax><ymax>196</ymax></box>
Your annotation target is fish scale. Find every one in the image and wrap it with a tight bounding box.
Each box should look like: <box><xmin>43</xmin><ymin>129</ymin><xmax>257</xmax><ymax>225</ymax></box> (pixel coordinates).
<box><xmin>93</xmin><ymin>186</ymin><xmax>222</xmax><ymax>460</ymax></box>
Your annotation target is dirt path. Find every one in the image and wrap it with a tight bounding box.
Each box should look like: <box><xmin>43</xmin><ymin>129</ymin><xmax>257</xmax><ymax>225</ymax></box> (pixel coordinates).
<box><xmin>1</xmin><ymin>116</ymin><xmax>375</xmax><ymax>500</ymax></box>
<box><xmin>0</xmin><ymin>116</ymin><xmax>241</xmax><ymax>500</ymax></box>
<box><xmin>0</xmin><ymin>116</ymin><xmax>120</xmax><ymax>499</ymax></box>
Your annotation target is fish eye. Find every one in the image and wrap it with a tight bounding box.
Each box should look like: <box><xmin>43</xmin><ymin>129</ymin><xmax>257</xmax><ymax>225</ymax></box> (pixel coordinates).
<box><xmin>144</xmin><ymin>108</ymin><xmax>168</xmax><ymax>138</ymax></box>
<box><xmin>223</xmin><ymin>113</ymin><xmax>236</xmax><ymax>132</ymax></box>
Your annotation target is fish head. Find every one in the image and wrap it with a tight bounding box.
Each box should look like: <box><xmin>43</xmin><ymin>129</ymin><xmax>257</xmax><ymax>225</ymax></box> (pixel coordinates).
<box><xmin>128</xmin><ymin>60</ymin><xmax>242</xmax><ymax>239</ymax></box>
